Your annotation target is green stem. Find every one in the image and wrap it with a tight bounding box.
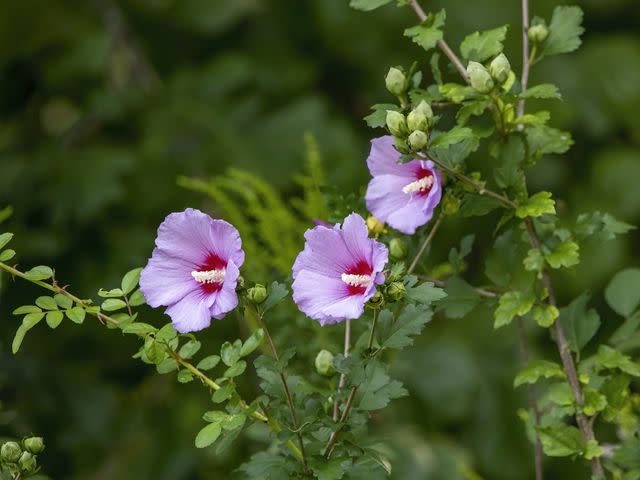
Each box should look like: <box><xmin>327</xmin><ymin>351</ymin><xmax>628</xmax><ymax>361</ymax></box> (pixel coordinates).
<box><xmin>407</xmin><ymin>213</ymin><xmax>444</xmax><ymax>275</ymax></box>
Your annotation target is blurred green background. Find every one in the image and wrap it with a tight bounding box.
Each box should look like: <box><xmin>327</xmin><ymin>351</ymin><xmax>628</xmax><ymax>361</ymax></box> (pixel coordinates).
<box><xmin>1</xmin><ymin>0</ymin><xmax>639</xmax><ymax>478</ymax></box>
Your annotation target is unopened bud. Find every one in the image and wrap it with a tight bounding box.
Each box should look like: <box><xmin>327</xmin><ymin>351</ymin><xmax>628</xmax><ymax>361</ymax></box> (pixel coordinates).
<box><xmin>367</xmin><ymin>290</ymin><xmax>385</xmax><ymax>309</ymax></box>
<box><xmin>414</xmin><ymin>100</ymin><xmax>433</xmax><ymax>120</ymax></box>
<box><xmin>386</xmin><ymin>282</ymin><xmax>407</xmax><ymax>302</ymax></box>
<box><xmin>247</xmin><ymin>284</ymin><xmax>268</xmax><ymax>304</ymax></box>
<box><xmin>23</xmin><ymin>437</ymin><xmax>44</xmax><ymax>455</ymax></box>
<box><xmin>366</xmin><ymin>215</ymin><xmax>385</xmax><ymax>235</ymax></box>
<box><xmin>386</xmin><ymin>110</ymin><xmax>407</xmax><ymax>137</ymax></box>
<box><xmin>467</xmin><ymin>61</ymin><xmax>494</xmax><ymax>94</ymax></box>
<box><xmin>314</xmin><ymin>349</ymin><xmax>335</xmax><ymax>376</ymax></box>
<box><xmin>441</xmin><ymin>192</ymin><xmax>461</xmax><ymax>215</ymax></box>
<box><xmin>408</xmin><ymin>130</ymin><xmax>428</xmax><ymax>151</ymax></box>
<box><xmin>528</xmin><ymin>24</ymin><xmax>549</xmax><ymax>43</ymax></box>
<box><xmin>1</xmin><ymin>442</ymin><xmax>22</xmax><ymax>463</ymax></box>
<box><xmin>235</xmin><ymin>275</ymin><xmax>245</xmax><ymax>291</ymax></box>
<box><xmin>19</xmin><ymin>451</ymin><xmax>36</xmax><ymax>473</ymax></box>
<box><xmin>385</xmin><ymin>67</ymin><xmax>407</xmax><ymax>96</ymax></box>
<box><xmin>393</xmin><ymin>136</ymin><xmax>410</xmax><ymax>154</ymax></box>
<box><xmin>407</xmin><ymin>109</ymin><xmax>428</xmax><ymax>132</ymax></box>
<box><xmin>489</xmin><ymin>53</ymin><xmax>511</xmax><ymax>84</ymax></box>
<box><xmin>389</xmin><ymin>238</ymin><xmax>408</xmax><ymax>259</ymax></box>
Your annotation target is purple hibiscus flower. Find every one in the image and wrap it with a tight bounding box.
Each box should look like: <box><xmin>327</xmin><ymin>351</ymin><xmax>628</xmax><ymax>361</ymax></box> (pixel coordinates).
<box><xmin>139</xmin><ymin>208</ymin><xmax>244</xmax><ymax>333</ymax></box>
<box><xmin>292</xmin><ymin>213</ymin><xmax>388</xmax><ymax>325</ymax></box>
<box><xmin>365</xmin><ymin>136</ymin><xmax>442</xmax><ymax>234</ymax></box>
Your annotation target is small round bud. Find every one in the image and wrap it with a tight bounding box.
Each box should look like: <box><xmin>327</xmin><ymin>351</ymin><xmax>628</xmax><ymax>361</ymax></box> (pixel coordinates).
<box><xmin>367</xmin><ymin>290</ymin><xmax>385</xmax><ymax>309</ymax></box>
<box><xmin>314</xmin><ymin>349</ymin><xmax>335</xmax><ymax>376</ymax></box>
<box><xmin>406</xmin><ymin>109</ymin><xmax>428</xmax><ymax>132</ymax></box>
<box><xmin>18</xmin><ymin>451</ymin><xmax>36</xmax><ymax>473</ymax></box>
<box><xmin>414</xmin><ymin>100</ymin><xmax>433</xmax><ymax>120</ymax></box>
<box><xmin>236</xmin><ymin>275</ymin><xmax>245</xmax><ymax>291</ymax></box>
<box><xmin>23</xmin><ymin>437</ymin><xmax>44</xmax><ymax>455</ymax></box>
<box><xmin>389</xmin><ymin>238</ymin><xmax>408</xmax><ymax>259</ymax></box>
<box><xmin>386</xmin><ymin>110</ymin><xmax>407</xmax><ymax>137</ymax></box>
<box><xmin>489</xmin><ymin>53</ymin><xmax>511</xmax><ymax>84</ymax></box>
<box><xmin>528</xmin><ymin>24</ymin><xmax>549</xmax><ymax>43</ymax></box>
<box><xmin>385</xmin><ymin>67</ymin><xmax>407</xmax><ymax>96</ymax></box>
<box><xmin>1</xmin><ymin>441</ymin><xmax>22</xmax><ymax>463</ymax></box>
<box><xmin>386</xmin><ymin>282</ymin><xmax>407</xmax><ymax>302</ymax></box>
<box><xmin>393</xmin><ymin>136</ymin><xmax>410</xmax><ymax>154</ymax></box>
<box><xmin>247</xmin><ymin>284</ymin><xmax>268</xmax><ymax>304</ymax></box>
<box><xmin>408</xmin><ymin>130</ymin><xmax>428</xmax><ymax>151</ymax></box>
<box><xmin>441</xmin><ymin>192</ymin><xmax>461</xmax><ymax>215</ymax></box>
<box><xmin>467</xmin><ymin>61</ymin><xmax>494</xmax><ymax>94</ymax></box>
<box><xmin>366</xmin><ymin>215</ymin><xmax>385</xmax><ymax>235</ymax></box>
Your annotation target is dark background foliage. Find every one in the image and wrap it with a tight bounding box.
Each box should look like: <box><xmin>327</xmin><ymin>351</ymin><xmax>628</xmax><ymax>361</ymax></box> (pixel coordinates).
<box><xmin>1</xmin><ymin>0</ymin><xmax>639</xmax><ymax>478</ymax></box>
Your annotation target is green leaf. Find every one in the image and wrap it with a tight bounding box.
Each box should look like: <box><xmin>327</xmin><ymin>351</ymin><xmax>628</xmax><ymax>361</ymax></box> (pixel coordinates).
<box><xmin>582</xmin><ymin>387</ymin><xmax>607</xmax><ymax>416</ymax></box>
<box><xmin>197</xmin><ymin>355</ymin><xmax>220</xmax><ymax>371</ymax></box>
<box><xmin>523</xmin><ymin>248</ymin><xmax>544</xmax><ymax>273</ymax></box>
<box><xmin>101</xmin><ymin>298</ymin><xmax>128</xmax><ymax>312</ymax></box>
<box><xmin>459</xmin><ymin>194</ymin><xmax>502</xmax><ymax>217</ymax></box>
<box><xmin>439</xmin><ymin>83</ymin><xmax>475</xmax><ymax>103</ymax></box>
<box><xmin>494</xmin><ymin>135</ymin><xmax>525</xmax><ymax>189</ymax></box>
<box><xmin>404</xmin><ymin>9</ymin><xmax>446</xmax><ymax>52</ymax></box>
<box><xmin>376</xmin><ymin>305</ymin><xmax>433</xmax><ymax>350</ymax></box>
<box><xmin>542</xmin><ymin>6</ymin><xmax>584</xmax><ymax>57</ymax></box>
<box><xmin>460</xmin><ymin>25</ymin><xmax>509</xmax><ymax>62</ymax></box>
<box><xmin>612</xmin><ymin>438</ymin><xmax>640</xmax><ymax>470</ymax></box>
<box><xmin>438</xmin><ymin>276</ymin><xmax>481</xmax><ymax>319</ymax></box>
<box><xmin>405</xmin><ymin>278</ymin><xmax>447</xmax><ymax>305</ymax></box>
<box><xmin>349</xmin><ymin>0</ymin><xmax>392</xmax><ymax>11</ymax></box>
<box><xmin>144</xmin><ymin>338</ymin><xmax>166</xmax><ymax>364</ymax></box>
<box><xmin>212</xmin><ymin>383</ymin><xmax>235</xmax><ymax>403</ymax></box>
<box><xmin>46</xmin><ymin>310</ymin><xmax>64</xmax><ymax>328</ymax></box>
<box><xmin>121</xmin><ymin>267</ymin><xmax>142</xmax><ymax>295</ymax></box>
<box><xmin>526</xmin><ymin>125</ymin><xmax>573</xmax><ymax>156</ymax></box>
<box><xmin>23</xmin><ymin>265</ymin><xmax>53</xmax><ymax>281</ymax></box>
<box><xmin>13</xmin><ymin>305</ymin><xmax>42</xmax><ymax>315</ymax></box>
<box><xmin>98</xmin><ymin>288</ymin><xmax>124</xmax><ymax>298</ymax></box>
<box><xmin>559</xmin><ymin>293</ymin><xmax>600</xmax><ymax>353</ymax></box>
<box><xmin>35</xmin><ymin>296</ymin><xmax>58</xmax><ymax>311</ymax></box>
<box><xmin>122</xmin><ymin>322</ymin><xmax>157</xmax><ymax>335</ymax></box>
<box><xmin>532</xmin><ymin>304</ymin><xmax>559</xmax><ymax>328</ymax></box>
<box><xmin>515</xmin><ymin>191</ymin><xmax>556</xmax><ymax>218</ymax></box>
<box><xmin>545</xmin><ymin>240</ymin><xmax>580</xmax><ymax>269</ymax></box>
<box><xmin>595</xmin><ymin>345</ymin><xmax>640</xmax><ymax>377</ymax></box>
<box><xmin>514</xmin><ymin>360</ymin><xmax>565</xmax><ymax>387</ymax></box>
<box><xmin>195</xmin><ymin>422</ymin><xmax>222</xmax><ymax>448</ymax></box>
<box><xmin>156</xmin><ymin>323</ymin><xmax>178</xmax><ymax>342</ymax></box>
<box><xmin>584</xmin><ymin>440</ymin><xmax>604</xmax><ymax>460</ymax></box>
<box><xmin>156</xmin><ymin>358</ymin><xmax>179</xmax><ymax>374</ymax></box>
<box><xmin>177</xmin><ymin>368</ymin><xmax>194</xmax><ymax>383</ymax></box>
<box><xmin>66</xmin><ymin>306</ymin><xmax>86</xmax><ymax>324</ymax></box>
<box><xmin>357</xmin><ymin>360</ymin><xmax>408</xmax><ymax>410</ymax></box>
<box><xmin>429</xmin><ymin>126</ymin><xmax>473</xmax><ymax>149</ymax></box>
<box><xmin>494</xmin><ymin>291</ymin><xmax>535</xmax><ymax>328</ymax></box>
<box><xmin>364</xmin><ymin>103</ymin><xmax>399</xmax><ymax>128</ymax></box>
<box><xmin>12</xmin><ymin>325</ymin><xmax>28</xmax><ymax>354</ymax></box>
<box><xmin>0</xmin><ymin>249</ymin><xmax>15</xmax><ymax>261</ymax></box>
<box><xmin>179</xmin><ymin>340</ymin><xmax>201</xmax><ymax>359</ymax></box>
<box><xmin>537</xmin><ymin>425</ymin><xmax>585</xmax><ymax>457</ymax></box>
<box><xmin>0</xmin><ymin>232</ymin><xmax>13</xmax><ymax>250</ymax></box>
<box><xmin>224</xmin><ymin>360</ymin><xmax>247</xmax><ymax>378</ymax></box>
<box><xmin>53</xmin><ymin>293</ymin><xmax>73</xmax><ymax>309</ymax></box>
<box><xmin>605</xmin><ymin>268</ymin><xmax>640</xmax><ymax>317</ymax></box>
<box><xmin>575</xmin><ymin>211</ymin><xmax>635</xmax><ymax>242</ymax></box>
<box><xmin>520</xmin><ymin>84</ymin><xmax>562</xmax><ymax>100</ymax></box>
<box><xmin>220</xmin><ymin>341</ymin><xmax>241</xmax><ymax>367</ymax></box>
<box><xmin>262</xmin><ymin>281</ymin><xmax>288</xmax><ymax>312</ymax></box>
<box><xmin>240</xmin><ymin>329</ymin><xmax>264</xmax><ymax>357</ymax></box>
<box><xmin>12</xmin><ymin>312</ymin><xmax>45</xmax><ymax>354</ymax></box>
<box><xmin>128</xmin><ymin>289</ymin><xmax>146</xmax><ymax>307</ymax></box>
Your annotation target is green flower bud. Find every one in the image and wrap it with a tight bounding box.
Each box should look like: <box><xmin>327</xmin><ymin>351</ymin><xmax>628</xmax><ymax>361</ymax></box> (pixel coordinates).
<box><xmin>18</xmin><ymin>451</ymin><xmax>36</xmax><ymax>473</ymax></box>
<box><xmin>23</xmin><ymin>437</ymin><xmax>44</xmax><ymax>455</ymax></box>
<box><xmin>236</xmin><ymin>275</ymin><xmax>245</xmax><ymax>291</ymax></box>
<box><xmin>385</xmin><ymin>67</ymin><xmax>407</xmax><ymax>96</ymax></box>
<box><xmin>1</xmin><ymin>441</ymin><xmax>22</xmax><ymax>463</ymax></box>
<box><xmin>393</xmin><ymin>136</ymin><xmax>410</xmax><ymax>154</ymax></box>
<box><xmin>386</xmin><ymin>282</ymin><xmax>407</xmax><ymax>302</ymax></box>
<box><xmin>489</xmin><ymin>53</ymin><xmax>511</xmax><ymax>84</ymax></box>
<box><xmin>528</xmin><ymin>24</ymin><xmax>549</xmax><ymax>43</ymax></box>
<box><xmin>314</xmin><ymin>349</ymin><xmax>335</xmax><ymax>376</ymax></box>
<box><xmin>467</xmin><ymin>61</ymin><xmax>494</xmax><ymax>94</ymax></box>
<box><xmin>414</xmin><ymin>100</ymin><xmax>433</xmax><ymax>120</ymax></box>
<box><xmin>389</xmin><ymin>238</ymin><xmax>408</xmax><ymax>259</ymax></box>
<box><xmin>247</xmin><ymin>284</ymin><xmax>268</xmax><ymax>304</ymax></box>
<box><xmin>367</xmin><ymin>290</ymin><xmax>385</xmax><ymax>309</ymax></box>
<box><xmin>386</xmin><ymin>110</ymin><xmax>407</xmax><ymax>137</ymax></box>
<box><xmin>441</xmin><ymin>191</ymin><xmax>461</xmax><ymax>215</ymax></box>
<box><xmin>408</xmin><ymin>130</ymin><xmax>428</xmax><ymax>151</ymax></box>
<box><xmin>406</xmin><ymin>109</ymin><xmax>428</xmax><ymax>132</ymax></box>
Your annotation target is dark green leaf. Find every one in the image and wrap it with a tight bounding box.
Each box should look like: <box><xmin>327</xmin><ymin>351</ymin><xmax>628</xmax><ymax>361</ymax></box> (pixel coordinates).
<box><xmin>376</xmin><ymin>305</ymin><xmax>433</xmax><ymax>350</ymax></box>
<box><xmin>605</xmin><ymin>268</ymin><xmax>640</xmax><ymax>317</ymax></box>
<box><xmin>559</xmin><ymin>293</ymin><xmax>600</xmax><ymax>353</ymax></box>
<box><xmin>543</xmin><ymin>6</ymin><xmax>584</xmax><ymax>56</ymax></box>
<box><xmin>197</xmin><ymin>355</ymin><xmax>221</xmax><ymax>371</ymax></box>
<box><xmin>404</xmin><ymin>9</ymin><xmax>446</xmax><ymax>52</ymax></box>
<box><xmin>263</xmin><ymin>281</ymin><xmax>289</xmax><ymax>312</ymax></box>
<box><xmin>349</xmin><ymin>0</ymin><xmax>392</xmax><ymax>11</ymax></box>
<box><xmin>240</xmin><ymin>329</ymin><xmax>264</xmax><ymax>357</ymax></box>
<box><xmin>438</xmin><ymin>276</ymin><xmax>481</xmax><ymax>319</ymax></box>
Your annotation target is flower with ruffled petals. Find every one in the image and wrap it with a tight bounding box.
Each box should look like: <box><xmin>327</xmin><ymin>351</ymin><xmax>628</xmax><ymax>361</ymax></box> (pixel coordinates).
<box><xmin>365</xmin><ymin>136</ymin><xmax>442</xmax><ymax>234</ymax></box>
<box><xmin>139</xmin><ymin>209</ymin><xmax>244</xmax><ymax>333</ymax></box>
<box><xmin>292</xmin><ymin>213</ymin><xmax>388</xmax><ymax>325</ymax></box>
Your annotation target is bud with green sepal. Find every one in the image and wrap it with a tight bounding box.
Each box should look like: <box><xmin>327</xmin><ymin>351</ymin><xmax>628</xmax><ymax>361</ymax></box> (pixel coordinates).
<box><xmin>19</xmin><ymin>451</ymin><xmax>37</xmax><ymax>474</ymax></box>
<box><xmin>389</xmin><ymin>238</ymin><xmax>408</xmax><ymax>259</ymax></box>
<box><xmin>414</xmin><ymin>100</ymin><xmax>433</xmax><ymax>122</ymax></box>
<box><xmin>408</xmin><ymin>130</ymin><xmax>428</xmax><ymax>151</ymax></box>
<box><xmin>407</xmin><ymin>109</ymin><xmax>428</xmax><ymax>132</ymax></box>
<box><xmin>489</xmin><ymin>53</ymin><xmax>511</xmax><ymax>84</ymax></box>
<box><xmin>385</xmin><ymin>67</ymin><xmax>408</xmax><ymax>97</ymax></box>
<box><xmin>467</xmin><ymin>61</ymin><xmax>494</xmax><ymax>94</ymax></box>
<box><xmin>528</xmin><ymin>19</ymin><xmax>549</xmax><ymax>43</ymax></box>
<box><xmin>393</xmin><ymin>136</ymin><xmax>410</xmax><ymax>154</ymax></box>
<box><xmin>1</xmin><ymin>441</ymin><xmax>22</xmax><ymax>463</ymax></box>
<box><xmin>23</xmin><ymin>437</ymin><xmax>45</xmax><ymax>455</ymax></box>
<box><xmin>367</xmin><ymin>290</ymin><xmax>385</xmax><ymax>309</ymax></box>
<box><xmin>386</xmin><ymin>282</ymin><xmax>407</xmax><ymax>302</ymax></box>
<box><xmin>386</xmin><ymin>110</ymin><xmax>407</xmax><ymax>137</ymax></box>
<box><xmin>441</xmin><ymin>191</ymin><xmax>461</xmax><ymax>216</ymax></box>
<box><xmin>235</xmin><ymin>275</ymin><xmax>245</xmax><ymax>291</ymax></box>
<box><xmin>315</xmin><ymin>349</ymin><xmax>335</xmax><ymax>376</ymax></box>
<box><xmin>247</xmin><ymin>284</ymin><xmax>268</xmax><ymax>304</ymax></box>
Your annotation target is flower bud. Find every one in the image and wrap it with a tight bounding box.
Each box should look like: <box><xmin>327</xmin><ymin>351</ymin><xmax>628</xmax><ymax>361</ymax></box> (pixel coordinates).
<box><xmin>367</xmin><ymin>290</ymin><xmax>385</xmax><ymax>309</ymax></box>
<box><xmin>406</xmin><ymin>109</ymin><xmax>428</xmax><ymax>132</ymax></box>
<box><xmin>366</xmin><ymin>215</ymin><xmax>385</xmax><ymax>235</ymax></box>
<box><xmin>467</xmin><ymin>61</ymin><xmax>494</xmax><ymax>94</ymax></box>
<box><xmin>489</xmin><ymin>53</ymin><xmax>511</xmax><ymax>84</ymax></box>
<box><xmin>385</xmin><ymin>67</ymin><xmax>407</xmax><ymax>96</ymax></box>
<box><xmin>1</xmin><ymin>441</ymin><xmax>22</xmax><ymax>463</ymax></box>
<box><xmin>235</xmin><ymin>275</ymin><xmax>245</xmax><ymax>291</ymax></box>
<box><xmin>247</xmin><ymin>284</ymin><xmax>268</xmax><ymax>304</ymax></box>
<box><xmin>314</xmin><ymin>349</ymin><xmax>335</xmax><ymax>376</ymax></box>
<box><xmin>23</xmin><ymin>437</ymin><xmax>44</xmax><ymax>455</ymax></box>
<box><xmin>414</xmin><ymin>100</ymin><xmax>433</xmax><ymax>120</ymax></box>
<box><xmin>441</xmin><ymin>191</ymin><xmax>461</xmax><ymax>216</ymax></box>
<box><xmin>18</xmin><ymin>451</ymin><xmax>36</xmax><ymax>473</ymax></box>
<box><xmin>393</xmin><ymin>136</ymin><xmax>410</xmax><ymax>154</ymax></box>
<box><xmin>408</xmin><ymin>130</ymin><xmax>428</xmax><ymax>151</ymax></box>
<box><xmin>389</xmin><ymin>238</ymin><xmax>408</xmax><ymax>259</ymax></box>
<box><xmin>386</xmin><ymin>282</ymin><xmax>407</xmax><ymax>302</ymax></box>
<box><xmin>528</xmin><ymin>24</ymin><xmax>549</xmax><ymax>43</ymax></box>
<box><xmin>386</xmin><ymin>110</ymin><xmax>407</xmax><ymax>137</ymax></box>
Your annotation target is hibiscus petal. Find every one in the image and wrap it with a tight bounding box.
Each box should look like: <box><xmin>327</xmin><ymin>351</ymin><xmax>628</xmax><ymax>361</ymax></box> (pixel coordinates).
<box><xmin>292</xmin><ymin>226</ymin><xmax>352</xmax><ymax>279</ymax></box>
<box><xmin>367</xmin><ymin>136</ymin><xmax>416</xmax><ymax>178</ymax></box>
<box><xmin>210</xmin><ymin>260</ymin><xmax>240</xmax><ymax>319</ymax></box>
<box><xmin>164</xmin><ymin>289</ymin><xmax>216</xmax><ymax>333</ymax></box>
<box><xmin>139</xmin><ymin>248</ymin><xmax>199</xmax><ymax>308</ymax></box>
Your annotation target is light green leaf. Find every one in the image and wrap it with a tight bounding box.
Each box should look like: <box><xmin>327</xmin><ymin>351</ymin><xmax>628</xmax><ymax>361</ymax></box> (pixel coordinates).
<box><xmin>177</xmin><ymin>368</ymin><xmax>194</xmax><ymax>383</ymax></box>
<box><xmin>515</xmin><ymin>191</ymin><xmax>556</xmax><ymax>218</ymax></box>
<box><xmin>514</xmin><ymin>359</ymin><xmax>565</xmax><ymax>387</ymax></box>
<box><xmin>595</xmin><ymin>345</ymin><xmax>640</xmax><ymax>377</ymax></box>
<box><xmin>584</xmin><ymin>440</ymin><xmax>604</xmax><ymax>460</ymax></box>
<box><xmin>439</xmin><ymin>83</ymin><xmax>475</xmax><ymax>103</ymax></box>
<box><xmin>404</xmin><ymin>9</ymin><xmax>446</xmax><ymax>52</ymax></box>
<box><xmin>575</xmin><ymin>211</ymin><xmax>635</xmax><ymax>242</ymax></box>
<box><xmin>494</xmin><ymin>291</ymin><xmax>535</xmax><ymax>328</ymax></box>
<box><xmin>376</xmin><ymin>305</ymin><xmax>433</xmax><ymax>350</ymax></box>
<box><xmin>13</xmin><ymin>305</ymin><xmax>42</xmax><ymax>315</ymax></box>
<box><xmin>532</xmin><ymin>304</ymin><xmax>559</xmax><ymax>328</ymax></box>
<box><xmin>240</xmin><ymin>329</ymin><xmax>264</xmax><ymax>357</ymax></box>
<box><xmin>364</xmin><ymin>104</ymin><xmax>399</xmax><ymax>128</ymax></box>
<box><xmin>179</xmin><ymin>340</ymin><xmax>201</xmax><ymax>359</ymax></box>
<box><xmin>429</xmin><ymin>126</ymin><xmax>473</xmax><ymax>149</ymax></box>
<box><xmin>537</xmin><ymin>425</ymin><xmax>585</xmax><ymax>457</ymax></box>
<box><xmin>349</xmin><ymin>0</ymin><xmax>392</xmax><ymax>11</ymax></box>
<box><xmin>545</xmin><ymin>240</ymin><xmax>580</xmax><ymax>269</ymax></box>
<box><xmin>156</xmin><ymin>358</ymin><xmax>179</xmax><ymax>374</ymax></box>
<box><xmin>526</xmin><ymin>125</ymin><xmax>573</xmax><ymax>156</ymax></box>
<box><xmin>559</xmin><ymin>293</ymin><xmax>600</xmax><ymax>353</ymax></box>
<box><xmin>24</xmin><ymin>265</ymin><xmax>54</xmax><ymax>281</ymax></box>
<box><xmin>98</xmin><ymin>288</ymin><xmax>124</xmax><ymax>298</ymax></box>
<box><xmin>582</xmin><ymin>388</ymin><xmax>607</xmax><ymax>416</ymax></box>
<box><xmin>0</xmin><ymin>232</ymin><xmax>13</xmax><ymax>250</ymax></box>
<box><xmin>460</xmin><ymin>25</ymin><xmax>509</xmax><ymax>62</ymax></box>
<box><xmin>54</xmin><ymin>293</ymin><xmax>73</xmax><ymax>309</ymax></box>
<box><xmin>121</xmin><ymin>267</ymin><xmax>142</xmax><ymax>295</ymax></box>
<box><xmin>101</xmin><ymin>298</ymin><xmax>128</xmax><ymax>312</ymax></box>
<box><xmin>66</xmin><ymin>306</ymin><xmax>86</xmax><ymax>324</ymax></box>
<box><xmin>520</xmin><ymin>84</ymin><xmax>561</xmax><ymax>100</ymax></box>
<box><xmin>35</xmin><ymin>296</ymin><xmax>58</xmax><ymax>311</ymax></box>
<box><xmin>0</xmin><ymin>249</ymin><xmax>15</xmax><ymax>261</ymax></box>
<box><xmin>128</xmin><ymin>289</ymin><xmax>146</xmax><ymax>306</ymax></box>
<box><xmin>494</xmin><ymin>135</ymin><xmax>525</xmax><ymax>189</ymax></box>
<box><xmin>221</xmin><ymin>341</ymin><xmax>241</xmax><ymax>367</ymax></box>
<box><xmin>224</xmin><ymin>360</ymin><xmax>247</xmax><ymax>378</ymax></box>
<box><xmin>197</xmin><ymin>355</ymin><xmax>220</xmax><ymax>371</ymax></box>
<box><xmin>523</xmin><ymin>248</ymin><xmax>545</xmax><ymax>273</ymax></box>
<box><xmin>12</xmin><ymin>312</ymin><xmax>45</xmax><ymax>354</ymax></box>
<box><xmin>542</xmin><ymin>6</ymin><xmax>584</xmax><ymax>56</ymax></box>
<box><xmin>405</xmin><ymin>278</ymin><xmax>447</xmax><ymax>305</ymax></box>
<box><xmin>212</xmin><ymin>383</ymin><xmax>235</xmax><ymax>403</ymax></box>
<box><xmin>46</xmin><ymin>310</ymin><xmax>64</xmax><ymax>329</ymax></box>
<box><xmin>605</xmin><ymin>268</ymin><xmax>640</xmax><ymax>317</ymax></box>
<box><xmin>122</xmin><ymin>322</ymin><xmax>157</xmax><ymax>335</ymax></box>
<box><xmin>195</xmin><ymin>423</ymin><xmax>222</xmax><ymax>448</ymax></box>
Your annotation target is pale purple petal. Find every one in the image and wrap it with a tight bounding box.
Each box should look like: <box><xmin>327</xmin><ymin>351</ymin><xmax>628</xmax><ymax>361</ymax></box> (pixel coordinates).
<box><xmin>292</xmin><ymin>226</ymin><xmax>352</xmax><ymax>279</ymax></box>
<box><xmin>341</xmin><ymin>213</ymin><xmax>372</xmax><ymax>265</ymax></box>
<box><xmin>210</xmin><ymin>260</ymin><xmax>240</xmax><ymax>319</ymax></box>
<box><xmin>367</xmin><ymin>136</ymin><xmax>416</xmax><ymax>178</ymax></box>
<box><xmin>139</xmin><ymin>249</ymin><xmax>199</xmax><ymax>308</ymax></box>
<box><xmin>165</xmin><ymin>289</ymin><xmax>216</xmax><ymax>333</ymax></box>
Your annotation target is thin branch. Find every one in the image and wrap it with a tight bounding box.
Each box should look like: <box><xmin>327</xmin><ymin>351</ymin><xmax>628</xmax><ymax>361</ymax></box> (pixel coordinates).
<box><xmin>333</xmin><ymin>319</ymin><xmax>351</xmax><ymax>421</ymax></box>
<box><xmin>408</xmin><ymin>0</ymin><xmax>468</xmax><ymax>80</ymax></box>
<box><xmin>420</xmin><ymin>276</ymin><xmax>501</xmax><ymax>298</ymax></box>
<box><xmin>516</xmin><ymin>0</ymin><xmax>531</xmax><ymax>122</ymax></box>
<box><xmin>407</xmin><ymin>214</ymin><xmax>444</xmax><ymax>275</ymax></box>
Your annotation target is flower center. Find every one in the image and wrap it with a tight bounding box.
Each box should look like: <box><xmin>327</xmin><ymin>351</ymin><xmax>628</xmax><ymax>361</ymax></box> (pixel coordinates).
<box><xmin>341</xmin><ymin>273</ymin><xmax>371</xmax><ymax>288</ymax></box>
<box><xmin>402</xmin><ymin>174</ymin><xmax>433</xmax><ymax>194</ymax></box>
<box><xmin>191</xmin><ymin>268</ymin><xmax>226</xmax><ymax>284</ymax></box>
<box><xmin>341</xmin><ymin>260</ymin><xmax>373</xmax><ymax>296</ymax></box>
<box><xmin>193</xmin><ymin>253</ymin><xmax>227</xmax><ymax>294</ymax></box>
